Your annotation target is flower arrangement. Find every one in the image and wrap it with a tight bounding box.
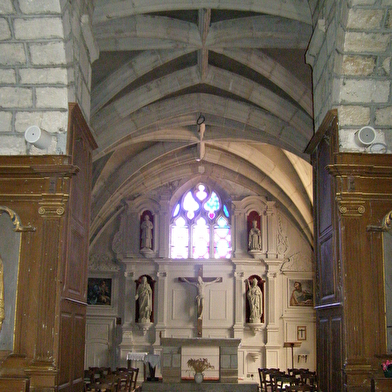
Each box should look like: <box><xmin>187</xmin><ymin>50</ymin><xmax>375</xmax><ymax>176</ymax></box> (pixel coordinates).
<box><xmin>382</xmin><ymin>359</ymin><xmax>392</xmax><ymax>371</ymax></box>
<box><xmin>187</xmin><ymin>358</ymin><xmax>214</xmax><ymax>374</ymax></box>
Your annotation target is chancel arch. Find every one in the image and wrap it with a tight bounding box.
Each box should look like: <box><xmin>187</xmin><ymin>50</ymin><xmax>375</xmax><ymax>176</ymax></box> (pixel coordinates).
<box><xmin>87</xmin><ymin>179</ymin><xmax>315</xmax><ymax>378</ymax></box>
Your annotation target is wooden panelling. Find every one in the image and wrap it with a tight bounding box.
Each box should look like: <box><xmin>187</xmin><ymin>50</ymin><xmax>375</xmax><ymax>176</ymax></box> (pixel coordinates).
<box><xmin>319</xmin><ymin>231</ymin><xmax>334</xmax><ymax>299</ymax></box>
<box><xmin>310</xmin><ymin>111</ymin><xmax>344</xmax><ymax>392</ymax></box>
<box><xmin>317</xmin><ymin>135</ymin><xmax>333</xmax><ymax>236</ymax></box>
<box><xmin>57</xmin><ymin>300</ymin><xmax>86</xmax><ymax>392</ymax></box>
<box><xmin>0</xmin><ymin>104</ymin><xmax>96</xmax><ymax>391</ymax></box>
<box><xmin>310</xmin><ymin>110</ymin><xmax>392</xmax><ymax>392</ymax></box>
<box><xmin>62</xmin><ymin>103</ymin><xmax>97</xmax><ymax>303</ymax></box>
<box><xmin>58</xmin><ymin>310</ymin><xmax>72</xmax><ymax>387</ymax></box>
<box><xmin>331</xmin><ymin>315</ymin><xmax>343</xmax><ymax>391</ymax></box>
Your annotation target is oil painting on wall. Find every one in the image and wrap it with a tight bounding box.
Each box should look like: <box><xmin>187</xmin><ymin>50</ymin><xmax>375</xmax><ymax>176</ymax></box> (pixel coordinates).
<box><xmin>87</xmin><ymin>278</ymin><xmax>112</xmax><ymax>306</ymax></box>
<box><xmin>289</xmin><ymin>279</ymin><xmax>313</xmax><ymax>307</ymax></box>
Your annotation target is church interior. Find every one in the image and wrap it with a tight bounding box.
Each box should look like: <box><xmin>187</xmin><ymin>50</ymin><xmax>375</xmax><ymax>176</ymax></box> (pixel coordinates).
<box><xmin>0</xmin><ymin>1</ymin><xmax>392</xmax><ymax>391</ymax></box>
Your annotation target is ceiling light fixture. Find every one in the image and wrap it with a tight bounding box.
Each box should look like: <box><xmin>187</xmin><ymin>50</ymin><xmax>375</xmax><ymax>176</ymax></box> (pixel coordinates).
<box><xmin>196</xmin><ymin>114</ymin><xmax>206</xmax><ymax>161</ymax></box>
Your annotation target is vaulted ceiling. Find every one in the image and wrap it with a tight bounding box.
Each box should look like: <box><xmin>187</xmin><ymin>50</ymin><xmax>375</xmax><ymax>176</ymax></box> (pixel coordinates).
<box><xmin>89</xmin><ymin>0</ymin><xmax>315</xmax><ymax>248</ymax></box>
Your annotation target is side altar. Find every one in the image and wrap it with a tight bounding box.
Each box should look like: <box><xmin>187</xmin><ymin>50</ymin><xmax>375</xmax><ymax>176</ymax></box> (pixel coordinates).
<box><xmin>160</xmin><ymin>337</ymin><xmax>241</xmax><ymax>383</ymax></box>
<box><xmin>142</xmin><ymin>337</ymin><xmax>258</xmax><ymax>392</ymax></box>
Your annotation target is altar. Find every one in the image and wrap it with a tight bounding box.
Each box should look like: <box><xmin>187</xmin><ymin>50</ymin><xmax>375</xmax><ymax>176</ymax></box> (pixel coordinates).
<box><xmin>142</xmin><ymin>381</ymin><xmax>259</xmax><ymax>391</ymax></box>
<box><xmin>160</xmin><ymin>337</ymin><xmax>241</xmax><ymax>384</ymax></box>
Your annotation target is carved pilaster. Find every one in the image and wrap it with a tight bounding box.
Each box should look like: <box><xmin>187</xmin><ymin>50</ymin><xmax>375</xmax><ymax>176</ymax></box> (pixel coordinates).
<box><xmin>337</xmin><ymin>200</ymin><xmax>366</xmax><ymax>217</ymax></box>
<box><xmin>231</xmin><ymin>202</ymin><xmax>247</xmax><ymax>257</ymax></box>
<box><xmin>154</xmin><ymin>266</ymin><xmax>167</xmax><ymax>344</ymax></box>
<box><xmin>233</xmin><ymin>269</ymin><xmax>245</xmax><ymax>338</ymax></box>
<box><xmin>158</xmin><ymin>196</ymin><xmax>170</xmax><ymax>258</ymax></box>
<box><xmin>264</xmin><ymin>261</ymin><xmax>282</xmax><ymax>329</ymax></box>
<box><xmin>35</xmin><ymin>203</ymin><xmax>64</xmax><ymax>363</ymax></box>
<box><xmin>265</xmin><ymin>201</ymin><xmax>277</xmax><ymax>258</ymax></box>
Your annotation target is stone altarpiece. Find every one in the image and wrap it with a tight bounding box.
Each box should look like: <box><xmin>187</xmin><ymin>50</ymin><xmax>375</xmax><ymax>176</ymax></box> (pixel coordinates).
<box><xmin>87</xmin><ymin>188</ymin><xmax>315</xmax><ymax>381</ymax></box>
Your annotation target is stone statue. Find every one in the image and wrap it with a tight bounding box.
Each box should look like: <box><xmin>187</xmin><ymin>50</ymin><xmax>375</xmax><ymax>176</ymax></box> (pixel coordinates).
<box><xmin>135</xmin><ymin>276</ymin><xmax>152</xmax><ymax>323</ymax></box>
<box><xmin>248</xmin><ymin>220</ymin><xmax>262</xmax><ymax>251</ymax></box>
<box><xmin>181</xmin><ymin>276</ymin><xmax>222</xmax><ymax>320</ymax></box>
<box><xmin>247</xmin><ymin>278</ymin><xmax>263</xmax><ymax>323</ymax></box>
<box><xmin>141</xmin><ymin>215</ymin><xmax>153</xmax><ymax>250</ymax></box>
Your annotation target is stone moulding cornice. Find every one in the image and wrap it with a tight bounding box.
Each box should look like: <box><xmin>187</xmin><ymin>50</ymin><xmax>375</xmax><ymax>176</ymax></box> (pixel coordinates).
<box><xmin>0</xmin><ymin>164</ymin><xmax>78</xmax><ymax>177</ymax></box>
<box><xmin>0</xmin><ymin>155</ymin><xmax>78</xmax><ymax>177</ymax></box>
<box><xmin>89</xmin><ymin>253</ymin><xmax>121</xmax><ymax>271</ymax></box>
<box><xmin>327</xmin><ymin>164</ymin><xmax>392</xmax><ymax>177</ymax></box>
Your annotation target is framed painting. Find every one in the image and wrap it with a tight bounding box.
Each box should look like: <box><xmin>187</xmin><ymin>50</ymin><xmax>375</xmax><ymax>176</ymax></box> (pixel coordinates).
<box><xmin>87</xmin><ymin>278</ymin><xmax>112</xmax><ymax>306</ymax></box>
<box><xmin>288</xmin><ymin>279</ymin><xmax>313</xmax><ymax>307</ymax></box>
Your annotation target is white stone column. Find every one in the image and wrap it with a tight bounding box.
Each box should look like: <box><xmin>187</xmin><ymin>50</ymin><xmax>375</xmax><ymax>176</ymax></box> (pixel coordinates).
<box><xmin>233</xmin><ymin>267</ymin><xmax>245</xmax><ymax>339</ymax></box>
<box><xmin>123</xmin><ymin>268</ymin><xmax>137</xmax><ymax>327</ymax></box>
<box><xmin>232</xmin><ymin>202</ymin><xmax>247</xmax><ymax>258</ymax></box>
<box><xmin>158</xmin><ymin>192</ymin><xmax>171</xmax><ymax>258</ymax></box>
<box><xmin>154</xmin><ymin>263</ymin><xmax>168</xmax><ymax>345</ymax></box>
<box><xmin>264</xmin><ymin>260</ymin><xmax>283</xmax><ymax>368</ymax></box>
<box><xmin>124</xmin><ymin>200</ymin><xmax>141</xmax><ymax>257</ymax></box>
<box><xmin>265</xmin><ymin>201</ymin><xmax>277</xmax><ymax>259</ymax></box>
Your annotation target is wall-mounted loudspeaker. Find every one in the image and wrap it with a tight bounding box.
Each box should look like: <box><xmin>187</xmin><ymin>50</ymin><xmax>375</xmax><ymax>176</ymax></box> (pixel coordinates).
<box><xmin>355</xmin><ymin>126</ymin><xmax>376</xmax><ymax>146</ymax></box>
<box><xmin>24</xmin><ymin>126</ymin><xmax>52</xmax><ymax>149</ymax></box>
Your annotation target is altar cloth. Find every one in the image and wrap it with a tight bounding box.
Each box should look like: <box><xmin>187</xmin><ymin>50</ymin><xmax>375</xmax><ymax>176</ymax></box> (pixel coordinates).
<box><xmin>127</xmin><ymin>352</ymin><xmax>148</xmax><ymax>361</ymax></box>
<box><xmin>142</xmin><ymin>381</ymin><xmax>258</xmax><ymax>391</ymax></box>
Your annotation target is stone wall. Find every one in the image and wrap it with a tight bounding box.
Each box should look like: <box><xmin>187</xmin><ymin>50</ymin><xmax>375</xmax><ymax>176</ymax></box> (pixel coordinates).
<box><xmin>0</xmin><ymin>0</ymin><xmax>97</xmax><ymax>155</ymax></box>
<box><xmin>308</xmin><ymin>0</ymin><xmax>392</xmax><ymax>153</ymax></box>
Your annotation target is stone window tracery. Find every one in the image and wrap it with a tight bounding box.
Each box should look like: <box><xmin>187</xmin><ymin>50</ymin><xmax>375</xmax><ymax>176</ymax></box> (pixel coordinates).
<box><xmin>170</xmin><ymin>184</ymin><xmax>232</xmax><ymax>259</ymax></box>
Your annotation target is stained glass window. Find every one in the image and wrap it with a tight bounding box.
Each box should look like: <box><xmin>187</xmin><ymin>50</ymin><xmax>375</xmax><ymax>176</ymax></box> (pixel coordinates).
<box><xmin>173</xmin><ymin>203</ymin><xmax>180</xmax><ymax>218</ymax></box>
<box><xmin>170</xmin><ymin>184</ymin><xmax>232</xmax><ymax>259</ymax></box>
<box><xmin>223</xmin><ymin>204</ymin><xmax>230</xmax><ymax>218</ymax></box>
<box><xmin>170</xmin><ymin>217</ymin><xmax>189</xmax><ymax>259</ymax></box>
<box><xmin>214</xmin><ymin>217</ymin><xmax>231</xmax><ymax>259</ymax></box>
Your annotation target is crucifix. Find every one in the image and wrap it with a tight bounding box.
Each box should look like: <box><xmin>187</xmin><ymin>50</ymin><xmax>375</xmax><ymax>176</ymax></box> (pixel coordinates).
<box><xmin>178</xmin><ymin>266</ymin><xmax>222</xmax><ymax>337</ymax></box>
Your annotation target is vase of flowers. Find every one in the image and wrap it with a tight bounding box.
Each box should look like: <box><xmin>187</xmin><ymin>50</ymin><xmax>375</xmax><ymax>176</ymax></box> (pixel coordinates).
<box><xmin>187</xmin><ymin>358</ymin><xmax>214</xmax><ymax>383</ymax></box>
<box><xmin>382</xmin><ymin>359</ymin><xmax>392</xmax><ymax>378</ymax></box>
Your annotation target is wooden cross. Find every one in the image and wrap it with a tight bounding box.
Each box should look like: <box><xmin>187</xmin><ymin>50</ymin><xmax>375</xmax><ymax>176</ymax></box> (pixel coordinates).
<box><xmin>178</xmin><ymin>266</ymin><xmax>222</xmax><ymax>337</ymax></box>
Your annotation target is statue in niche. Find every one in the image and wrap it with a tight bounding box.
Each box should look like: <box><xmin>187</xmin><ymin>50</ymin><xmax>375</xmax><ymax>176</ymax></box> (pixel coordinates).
<box><xmin>248</xmin><ymin>220</ymin><xmax>262</xmax><ymax>251</ymax></box>
<box><xmin>247</xmin><ymin>278</ymin><xmax>263</xmax><ymax>323</ymax></box>
<box><xmin>135</xmin><ymin>276</ymin><xmax>152</xmax><ymax>323</ymax></box>
<box><xmin>141</xmin><ymin>214</ymin><xmax>153</xmax><ymax>250</ymax></box>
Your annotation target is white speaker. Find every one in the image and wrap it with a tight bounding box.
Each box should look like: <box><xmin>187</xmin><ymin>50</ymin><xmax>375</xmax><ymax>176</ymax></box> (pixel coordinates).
<box><xmin>355</xmin><ymin>126</ymin><xmax>376</xmax><ymax>146</ymax></box>
<box><xmin>24</xmin><ymin>126</ymin><xmax>52</xmax><ymax>149</ymax></box>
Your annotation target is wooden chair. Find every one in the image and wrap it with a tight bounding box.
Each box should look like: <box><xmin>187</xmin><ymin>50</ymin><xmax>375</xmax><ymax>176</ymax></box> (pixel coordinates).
<box><xmin>87</xmin><ymin>368</ymin><xmax>104</xmax><ymax>384</ymax></box>
<box><xmin>299</xmin><ymin>371</ymin><xmax>317</xmax><ymax>390</ymax></box>
<box><xmin>85</xmin><ymin>368</ymin><xmax>117</xmax><ymax>392</ymax></box>
<box><xmin>258</xmin><ymin>368</ymin><xmax>281</xmax><ymax>392</ymax></box>
<box><xmin>128</xmin><ymin>367</ymin><xmax>139</xmax><ymax>391</ymax></box>
<box><xmin>115</xmin><ymin>369</ymin><xmax>132</xmax><ymax>392</ymax></box>
<box><xmin>272</xmin><ymin>372</ymin><xmax>298</xmax><ymax>392</ymax></box>
<box><xmin>284</xmin><ymin>385</ymin><xmax>314</xmax><ymax>391</ymax></box>
<box><xmin>288</xmin><ymin>368</ymin><xmax>308</xmax><ymax>383</ymax></box>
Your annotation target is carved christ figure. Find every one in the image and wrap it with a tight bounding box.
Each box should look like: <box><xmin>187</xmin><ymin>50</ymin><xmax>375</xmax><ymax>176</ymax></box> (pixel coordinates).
<box><xmin>180</xmin><ymin>276</ymin><xmax>222</xmax><ymax>320</ymax></box>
